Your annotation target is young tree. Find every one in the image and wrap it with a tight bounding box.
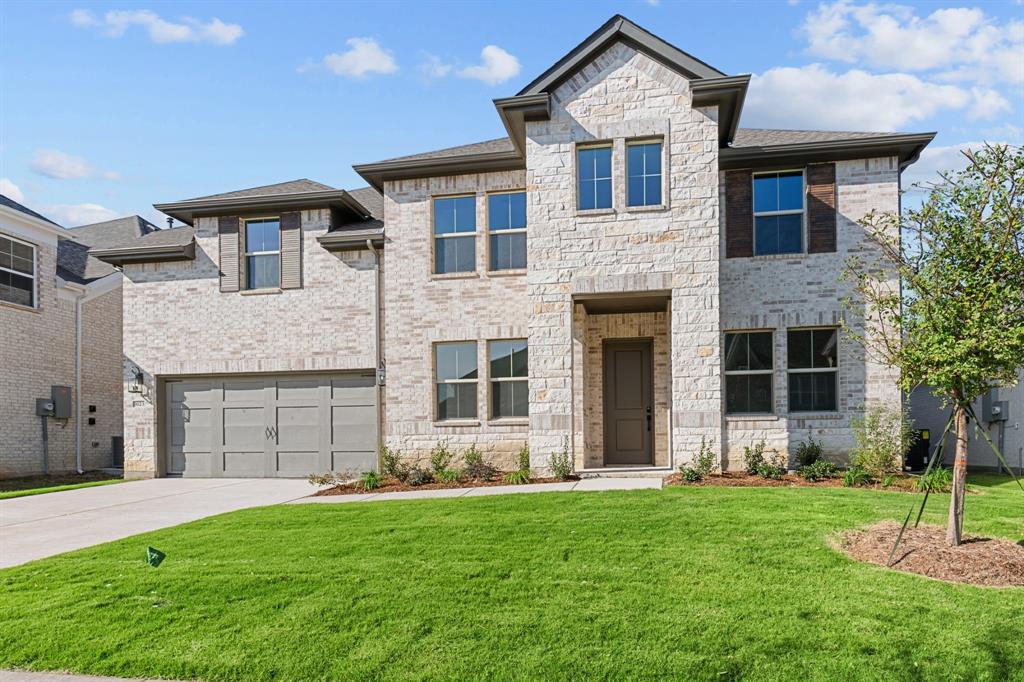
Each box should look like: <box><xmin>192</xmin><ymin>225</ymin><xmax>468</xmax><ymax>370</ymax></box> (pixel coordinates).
<box><xmin>844</xmin><ymin>143</ymin><xmax>1024</xmax><ymax>546</ymax></box>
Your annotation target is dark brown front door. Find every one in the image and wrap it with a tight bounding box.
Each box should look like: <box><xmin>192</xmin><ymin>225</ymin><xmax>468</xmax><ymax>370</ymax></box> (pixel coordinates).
<box><xmin>603</xmin><ymin>339</ymin><xmax>653</xmax><ymax>465</ymax></box>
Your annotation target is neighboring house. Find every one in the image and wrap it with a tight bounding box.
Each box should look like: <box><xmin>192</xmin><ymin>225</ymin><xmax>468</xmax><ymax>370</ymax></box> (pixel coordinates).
<box><xmin>105</xmin><ymin>16</ymin><xmax>934</xmax><ymax>479</ymax></box>
<box><xmin>0</xmin><ymin>196</ymin><xmax>126</xmax><ymax>476</ymax></box>
<box><xmin>910</xmin><ymin>373</ymin><xmax>1024</xmax><ymax>474</ymax></box>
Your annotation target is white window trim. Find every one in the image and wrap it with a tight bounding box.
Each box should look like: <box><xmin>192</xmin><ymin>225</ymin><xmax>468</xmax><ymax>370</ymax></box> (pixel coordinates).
<box><xmin>787</xmin><ymin>326</ymin><xmax>840</xmax><ymax>413</ymax></box>
<box><xmin>577</xmin><ymin>143</ymin><xmax>614</xmax><ymax>211</ymax></box>
<box><xmin>724</xmin><ymin>330</ymin><xmax>774</xmax><ymax>415</ymax></box>
<box><xmin>626</xmin><ymin>139</ymin><xmax>663</xmax><ymax>208</ymax></box>
<box><xmin>243</xmin><ymin>216</ymin><xmax>281</xmax><ymax>290</ymax></box>
<box><xmin>432</xmin><ymin>194</ymin><xmax>477</xmax><ymax>275</ymax></box>
<box><xmin>486</xmin><ymin>190</ymin><xmax>527</xmax><ymax>272</ymax></box>
<box><xmin>0</xmin><ymin>232</ymin><xmax>37</xmax><ymax>309</ymax></box>
<box><xmin>488</xmin><ymin>339</ymin><xmax>528</xmax><ymax>419</ymax></box>
<box><xmin>752</xmin><ymin>169</ymin><xmax>806</xmax><ymax>256</ymax></box>
<box><xmin>435</xmin><ymin>341</ymin><xmax>479</xmax><ymax>421</ymax></box>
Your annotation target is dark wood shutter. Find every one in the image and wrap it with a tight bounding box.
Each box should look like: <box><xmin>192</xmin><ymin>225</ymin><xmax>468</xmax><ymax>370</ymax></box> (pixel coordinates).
<box><xmin>280</xmin><ymin>211</ymin><xmax>302</xmax><ymax>289</ymax></box>
<box><xmin>806</xmin><ymin>163</ymin><xmax>837</xmax><ymax>253</ymax></box>
<box><xmin>725</xmin><ymin>170</ymin><xmax>753</xmax><ymax>258</ymax></box>
<box><xmin>218</xmin><ymin>216</ymin><xmax>241</xmax><ymax>292</ymax></box>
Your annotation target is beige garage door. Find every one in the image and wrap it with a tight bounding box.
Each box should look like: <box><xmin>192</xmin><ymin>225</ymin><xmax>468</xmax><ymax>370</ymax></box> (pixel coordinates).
<box><xmin>165</xmin><ymin>373</ymin><xmax>377</xmax><ymax>478</ymax></box>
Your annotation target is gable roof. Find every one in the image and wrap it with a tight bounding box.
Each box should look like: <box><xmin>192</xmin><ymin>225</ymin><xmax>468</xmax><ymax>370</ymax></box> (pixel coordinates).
<box><xmin>182</xmin><ymin>179</ymin><xmax>335</xmax><ymax>202</ymax></box>
<box><xmin>68</xmin><ymin>215</ymin><xmax>160</xmax><ymax>250</ymax></box>
<box><xmin>0</xmin><ymin>194</ymin><xmax>61</xmax><ymax>226</ymax></box>
<box><xmin>58</xmin><ymin>215</ymin><xmax>165</xmax><ymax>283</ymax></box>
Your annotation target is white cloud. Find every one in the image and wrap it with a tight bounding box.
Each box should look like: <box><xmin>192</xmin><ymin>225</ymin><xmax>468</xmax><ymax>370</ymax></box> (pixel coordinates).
<box><xmin>742</xmin><ymin>64</ymin><xmax>1010</xmax><ymax>131</ymax></box>
<box><xmin>801</xmin><ymin>2</ymin><xmax>1024</xmax><ymax>86</ymax></box>
<box><xmin>457</xmin><ymin>45</ymin><xmax>521</xmax><ymax>85</ymax></box>
<box><xmin>0</xmin><ymin>178</ymin><xmax>24</xmax><ymax>202</ymax></box>
<box><xmin>45</xmin><ymin>203</ymin><xmax>120</xmax><ymax>227</ymax></box>
<box><xmin>418</xmin><ymin>53</ymin><xmax>453</xmax><ymax>80</ymax></box>
<box><xmin>29</xmin><ymin>150</ymin><xmax>119</xmax><ymax>181</ymax></box>
<box><xmin>322</xmin><ymin>38</ymin><xmax>398</xmax><ymax>78</ymax></box>
<box><xmin>645</xmin><ymin>0</ymin><xmax>661</xmax><ymax>6</ymax></box>
<box><xmin>69</xmin><ymin>9</ymin><xmax>243</xmax><ymax>45</ymax></box>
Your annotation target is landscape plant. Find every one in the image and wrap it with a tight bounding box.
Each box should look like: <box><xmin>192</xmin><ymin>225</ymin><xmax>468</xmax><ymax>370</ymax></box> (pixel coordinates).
<box><xmin>405</xmin><ymin>468</ymin><xmax>433</xmax><ymax>486</ymax></box>
<box><xmin>679</xmin><ymin>437</ymin><xmax>718</xmax><ymax>482</ymax></box>
<box><xmin>504</xmin><ymin>444</ymin><xmax>531</xmax><ymax>484</ymax></box>
<box><xmin>843</xmin><ymin>465</ymin><xmax>873</xmax><ymax>488</ymax></box>
<box><xmin>799</xmin><ymin>459</ymin><xmax>838</xmax><ymax>482</ymax></box>
<box><xmin>916</xmin><ymin>466</ymin><xmax>953</xmax><ymax>493</ymax></box>
<box><xmin>355</xmin><ymin>471</ymin><xmax>381</xmax><ymax>492</ymax></box>
<box><xmin>549</xmin><ymin>439</ymin><xmax>574</xmax><ymax>481</ymax></box>
<box><xmin>843</xmin><ymin>143</ymin><xmax>1024</xmax><ymax>545</ymax></box>
<box><xmin>794</xmin><ymin>436</ymin><xmax>823</xmax><ymax>467</ymax></box>
<box><xmin>742</xmin><ymin>440</ymin><xmax>766</xmax><ymax>475</ymax></box>
<box><xmin>430</xmin><ymin>440</ymin><xmax>454</xmax><ymax>474</ymax></box>
<box><xmin>850</xmin><ymin>406</ymin><xmax>916</xmax><ymax>480</ymax></box>
<box><xmin>380</xmin><ymin>445</ymin><xmax>409</xmax><ymax>481</ymax></box>
<box><xmin>462</xmin><ymin>445</ymin><xmax>496</xmax><ymax>481</ymax></box>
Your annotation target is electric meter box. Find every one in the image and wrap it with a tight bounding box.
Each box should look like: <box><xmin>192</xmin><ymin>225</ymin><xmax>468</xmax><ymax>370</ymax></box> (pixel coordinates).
<box><xmin>51</xmin><ymin>385</ymin><xmax>71</xmax><ymax>419</ymax></box>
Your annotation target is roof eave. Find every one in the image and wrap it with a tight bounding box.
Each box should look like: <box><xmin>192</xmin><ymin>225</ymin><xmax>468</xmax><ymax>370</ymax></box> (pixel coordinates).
<box><xmin>0</xmin><ymin>204</ymin><xmax>69</xmax><ymax>238</ymax></box>
<box><xmin>154</xmin><ymin>190</ymin><xmax>370</xmax><ymax>226</ymax></box>
<box><xmin>690</xmin><ymin>75</ymin><xmax>750</xmax><ymax>146</ymax></box>
<box><xmin>720</xmin><ymin>132</ymin><xmax>937</xmax><ymax>171</ymax></box>
<box><xmin>494</xmin><ymin>93</ymin><xmax>551</xmax><ymax>156</ymax></box>
<box><xmin>91</xmin><ymin>239</ymin><xmax>197</xmax><ymax>265</ymax></box>
<box><xmin>353</xmin><ymin>150</ymin><xmax>525</xmax><ymax>191</ymax></box>
<box><xmin>317</xmin><ymin>230</ymin><xmax>385</xmax><ymax>252</ymax></box>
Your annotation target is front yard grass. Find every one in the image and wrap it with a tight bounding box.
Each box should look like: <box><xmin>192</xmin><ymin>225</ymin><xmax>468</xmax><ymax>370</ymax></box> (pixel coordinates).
<box><xmin>1</xmin><ymin>476</ymin><xmax>1021</xmax><ymax>681</ymax></box>
<box><xmin>0</xmin><ymin>473</ymin><xmax>125</xmax><ymax>499</ymax></box>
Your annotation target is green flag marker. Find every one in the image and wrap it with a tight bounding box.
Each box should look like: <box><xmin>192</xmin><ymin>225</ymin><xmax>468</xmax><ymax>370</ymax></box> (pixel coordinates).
<box><xmin>146</xmin><ymin>547</ymin><xmax>166</xmax><ymax>568</ymax></box>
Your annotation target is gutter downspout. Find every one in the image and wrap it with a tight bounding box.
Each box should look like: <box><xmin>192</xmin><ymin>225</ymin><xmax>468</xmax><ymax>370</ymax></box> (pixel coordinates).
<box><xmin>74</xmin><ymin>290</ymin><xmax>85</xmax><ymax>474</ymax></box>
<box><xmin>366</xmin><ymin>239</ymin><xmax>383</xmax><ymax>463</ymax></box>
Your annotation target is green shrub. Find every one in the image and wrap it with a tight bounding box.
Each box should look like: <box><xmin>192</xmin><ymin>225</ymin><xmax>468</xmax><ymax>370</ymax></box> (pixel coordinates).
<box><xmin>755</xmin><ymin>463</ymin><xmax>786</xmax><ymax>480</ymax></box>
<box><xmin>355</xmin><ymin>470</ymin><xmax>381</xmax><ymax>492</ymax></box>
<box><xmin>881</xmin><ymin>474</ymin><xmax>899</xmax><ymax>488</ymax></box>
<box><xmin>462</xmin><ymin>445</ymin><xmax>496</xmax><ymax>481</ymax></box>
<box><xmin>743</xmin><ymin>440</ymin><xmax>767</xmax><ymax>475</ymax></box>
<box><xmin>515</xmin><ymin>444</ymin><xmax>530</xmax><ymax>472</ymax></box>
<box><xmin>693</xmin><ymin>437</ymin><xmax>718</xmax><ymax>477</ymax></box>
<box><xmin>794</xmin><ymin>437</ymin><xmax>823</xmax><ymax>467</ymax></box>
<box><xmin>843</xmin><ymin>465</ymin><xmax>873</xmax><ymax>487</ymax></box>
<box><xmin>504</xmin><ymin>469</ymin><xmax>530</xmax><ymax>485</ymax></box>
<box><xmin>678</xmin><ymin>466</ymin><xmax>704</xmax><ymax>483</ymax></box>
<box><xmin>429</xmin><ymin>440</ymin><xmax>454</xmax><ymax>474</ymax></box>
<box><xmin>798</xmin><ymin>459</ymin><xmax>837</xmax><ymax>482</ymax></box>
<box><xmin>380</xmin><ymin>445</ymin><xmax>409</xmax><ymax>481</ymax></box>
<box><xmin>437</xmin><ymin>468</ymin><xmax>462</xmax><ymax>484</ymax></box>
<box><xmin>549</xmin><ymin>439</ymin><xmax>574</xmax><ymax>481</ymax></box>
<box><xmin>916</xmin><ymin>466</ymin><xmax>953</xmax><ymax>493</ymax></box>
<box><xmin>405</xmin><ymin>468</ymin><xmax>433</xmax><ymax>486</ymax></box>
<box><xmin>851</xmin><ymin>406</ymin><xmax>917</xmax><ymax>480</ymax></box>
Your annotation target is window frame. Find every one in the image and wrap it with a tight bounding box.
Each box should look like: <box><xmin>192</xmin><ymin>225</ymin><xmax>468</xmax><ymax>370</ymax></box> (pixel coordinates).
<box><xmin>242</xmin><ymin>216</ymin><xmax>282</xmax><ymax>290</ymax></box>
<box><xmin>0</xmin><ymin>232</ymin><xmax>37</xmax><ymax>309</ymax></box>
<box><xmin>432</xmin><ymin>194</ymin><xmax>478</xmax><ymax>275</ymax></box>
<box><xmin>786</xmin><ymin>326</ymin><xmax>840</xmax><ymax>414</ymax></box>
<box><xmin>486</xmin><ymin>190</ymin><xmax>527</xmax><ymax>273</ymax></box>
<box><xmin>752</xmin><ymin>169</ymin><xmax>806</xmax><ymax>256</ymax></box>
<box><xmin>434</xmin><ymin>341</ymin><xmax>479</xmax><ymax>421</ymax></box>
<box><xmin>626</xmin><ymin>139</ymin><xmax>664</xmax><ymax>208</ymax></box>
<box><xmin>723</xmin><ymin>330</ymin><xmax>775</xmax><ymax>415</ymax></box>
<box><xmin>488</xmin><ymin>338</ymin><xmax>528</xmax><ymax>420</ymax></box>
<box><xmin>576</xmin><ymin>143</ymin><xmax>614</xmax><ymax>212</ymax></box>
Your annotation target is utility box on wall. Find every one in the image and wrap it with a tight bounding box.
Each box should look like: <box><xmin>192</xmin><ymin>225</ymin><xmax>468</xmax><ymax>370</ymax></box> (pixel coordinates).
<box><xmin>51</xmin><ymin>385</ymin><xmax>72</xmax><ymax>419</ymax></box>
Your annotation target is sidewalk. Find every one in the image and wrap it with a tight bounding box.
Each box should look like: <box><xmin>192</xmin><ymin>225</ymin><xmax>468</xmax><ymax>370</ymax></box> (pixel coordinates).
<box><xmin>288</xmin><ymin>476</ymin><xmax>662</xmax><ymax>504</ymax></box>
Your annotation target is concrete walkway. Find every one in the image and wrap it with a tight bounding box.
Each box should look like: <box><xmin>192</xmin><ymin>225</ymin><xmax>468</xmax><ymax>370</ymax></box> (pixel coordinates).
<box><xmin>0</xmin><ymin>478</ymin><xmax>313</xmax><ymax>568</ymax></box>
<box><xmin>289</xmin><ymin>476</ymin><xmax>661</xmax><ymax>504</ymax></box>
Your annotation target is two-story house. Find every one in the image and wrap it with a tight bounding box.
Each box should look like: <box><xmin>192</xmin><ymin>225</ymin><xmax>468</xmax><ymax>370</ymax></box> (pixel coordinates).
<box><xmin>104</xmin><ymin>16</ymin><xmax>933</xmax><ymax>478</ymax></box>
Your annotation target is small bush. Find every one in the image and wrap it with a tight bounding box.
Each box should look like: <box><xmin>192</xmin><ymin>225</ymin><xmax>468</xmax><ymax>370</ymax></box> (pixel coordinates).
<box><xmin>504</xmin><ymin>469</ymin><xmax>531</xmax><ymax>485</ymax></box>
<box><xmin>462</xmin><ymin>445</ymin><xmax>496</xmax><ymax>481</ymax></box>
<box><xmin>437</xmin><ymin>468</ymin><xmax>462</xmax><ymax>484</ymax></box>
<box><xmin>881</xmin><ymin>474</ymin><xmax>900</xmax><ymax>488</ymax></box>
<box><xmin>678</xmin><ymin>466</ymin><xmax>704</xmax><ymax>483</ymax></box>
<box><xmin>916</xmin><ymin>466</ymin><xmax>953</xmax><ymax>493</ymax></box>
<box><xmin>743</xmin><ymin>440</ymin><xmax>767</xmax><ymax>475</ymax></box>
<box><xmin>430</xmin><ymin>440</ymin><xmax>454</xmax><ymax>474</ymax></box>
<box><xmin>405</xmin><ymin>468</ymin><xmax>433</xmax><ymax>486</ymax></box>
<box><xmin>798</xmin><ymin>459</ymin><xmax>838</xmax><ymax>482</ymax></box>
<box><xmin>693</xmin><ymin>437</ymin><xmax>718</xmax><ymax>478</ymax></box>
<box><xmin>549</xmin><ymin>439</ymin><xmax>574</xmax><ymax>481</ymax></box>
<box><xmin>794</xmin><ymin>437</ymin><xmax>823</xmax><ymax>467</ymax></box>
<box><xmin>355</xmin><ymin>470</ymin><xmax>381</xmax><ymax>492</ymax></box>
<box><xmin>307</xmin><ymin>472</ymin><xmax>338</xmax><ymax>487</ymax></box>
<box><xmin>851</xmin><ymin>406</ymin><xmax>917</xmax><ymax>480</ymax></box>
<box><xmin>755</xmin><ymin>463</ymin><xmax>786</xmax><ymax>480</ymax></box>
<box><xmin>843</xmin><ymin>465</ymin><xmax>873</xmax><ymax>487</ymax></box>
<box><xmin>515</xmin><ymin>444</ymin><xmax>530</xmax><ymax>472</ymax></box>
<box><xmin>380</xmin><ymin>445</ymin><xmax>409</xmax><ymax>481</ymax></box>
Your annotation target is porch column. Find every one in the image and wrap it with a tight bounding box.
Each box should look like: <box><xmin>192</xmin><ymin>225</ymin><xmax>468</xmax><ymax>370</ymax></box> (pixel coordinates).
<box><xmin>527</xmin><ymin>290</ymin><xmax>574</xmax><ymax>471</ymax></box>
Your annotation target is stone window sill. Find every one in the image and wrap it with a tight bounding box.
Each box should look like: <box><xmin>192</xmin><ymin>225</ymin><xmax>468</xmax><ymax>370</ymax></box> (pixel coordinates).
<box><xmin>487</xmin><ymin>417</ymin><xmax>529</xmax><ymax>427</ymax></box>
<box><xmin>576</xmin><ymin>208</ymin><xmax>616</xmax><ymax>218</ymax></box>
<box><xmin>788</xmin><ymin>412</ymin><xmax>843</xmax><ymax>420</ymax></box>
<box><xmin>486</xmin><ymin>269</ymin><xmax>527</xmax><ymax>277</ymax></box>
<box><xmin>430</xmin><ymin>272</ymin><xmax>479</xmax><ymax>281</ymax></box>
<box><xmin>433</xmin><ymin>419</ymin><xmax>481</xmax><ymax>427</ymax></box>
<box><xmin>624</xmin><ymin>204</ymin><xmax>669</xmax><ymax>214</ymax></box>
<box><xmin>240</xmin><ymin>288</ymin><xmax>282</xmax><ymax>296</ymax></box>
<box><xmin>725</xmin><ymin>414</ymin><xmax>780</xmax><ymax>422</ymax></box>
<box><xmin>0</xmin><ymin>301</ymin><xmax>40</xmax><ymax>313</ymax></box>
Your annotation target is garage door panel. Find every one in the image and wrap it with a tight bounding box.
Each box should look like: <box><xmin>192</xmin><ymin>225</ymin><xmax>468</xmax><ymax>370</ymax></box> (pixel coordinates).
<box><xmin>277</xmin><ymin>406</ymin><xmax>319</xmax><ymax>448</ymax></box>
<box><xmin>171</xmin><ymin>406</ymin><xmax>211</xmax><ymax>449</ymax></box>
<box><xmin>331</xmin><ymin>376</ymin><xmax>375</xmax><ymax>401</ymax></box>
<box><xmin>332</xmin><ymin>450</ymin><xmax>377</xmax><ymax>472</ymax></box>
<box><xmin>332</xmin><ymin>405</ymin><xmax>377</xmax><ymax>449</ymax></box>
<box><xmin>223</xmin><ymin>380</ymin><xmax>265</xmax><ymax>403</ymax></box>
<box><xmin>277</xmin><ymin>451</ymin><xmax>319</xmax><ymax>475</ymax></box>
<box><xmin>182</xmin><ymin>452</ymin><xmax>212</xmax><ymax>476</ymax></box>
<box><xmin>170</xmin><ymin>381</ymin><xmax>213</xmax><ymax>405</ymax></box>
<box><xmin>277</xmin><ymin>378</ymin><xmax>321</xmax><ymax>401</ymax></box>
<box><xmin>223</xmin><ymin>451</ymin><xmax>265</xmax><ymax>476</ymax></box>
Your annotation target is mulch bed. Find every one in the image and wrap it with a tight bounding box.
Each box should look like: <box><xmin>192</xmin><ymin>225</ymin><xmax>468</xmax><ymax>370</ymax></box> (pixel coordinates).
<box><xmin>314</xmin><ymin>474</ymin><xmax>579</xmax><ymax>496</ymax></box>
<box><xmin>0</xmin><ymin>471</ymin><xmax>120</xmax><ymax>493</ymax></box>
<box><xmin>664</xmin><ymin>471</ymin><xmax>919</xmax><ymax>491</ymax></box>
<box><xmin>840</xmin><ymin>520</ymin><xmax>1024</xmax><ymax>587</ymax></box>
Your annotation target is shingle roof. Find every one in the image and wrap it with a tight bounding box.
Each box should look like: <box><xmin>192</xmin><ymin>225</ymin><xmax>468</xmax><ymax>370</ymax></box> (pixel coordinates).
<box><xmin>56</xmin><ymin>240</ymin><xmax>115</xmax><ymax>284</ymax></box>
<box><xmin>346</xmin><ymin>186</ymin><xmax>383</xmax><ymax>220</ymax></box>
<box><xmin>0</xmin><ymin>194</ymin><xmax>60</xmax><ymax>226</ymax></box>
<box><xmin>68</xmin><ymin>215</ymin><xmax>159</xmax><ymax>251</ymax></box>
<box><xmin>183</xmin><ymin>179</ymin><xmax>335</xmax><ymax>202</ymax></box>
<box><xmin>731</xmin><ymin>128</ymin><xmax>902</xmax><ymax>148</ymax></box>
<box><xmin>369</xmin><ymin>138</ymin><xmax>515</xmax><ymax>165</ymax></box>
<box><xmin>60</xmin><ymin>216</ymin><xmax>194</xmax><ymax>282</ymax></box>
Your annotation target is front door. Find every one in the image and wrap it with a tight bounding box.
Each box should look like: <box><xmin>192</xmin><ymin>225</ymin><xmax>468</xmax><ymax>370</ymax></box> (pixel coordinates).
<box><xmin>603</xmin><ymin>339</ymin><xmax>653</xmax><ymax>465</ymax></box>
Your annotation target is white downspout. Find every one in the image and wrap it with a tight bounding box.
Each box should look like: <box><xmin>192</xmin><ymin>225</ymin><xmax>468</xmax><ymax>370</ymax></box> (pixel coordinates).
<box><xmin>74</xmin><ymin>290</ymin><xmax>84</xmax><ymax>474</ymax></box>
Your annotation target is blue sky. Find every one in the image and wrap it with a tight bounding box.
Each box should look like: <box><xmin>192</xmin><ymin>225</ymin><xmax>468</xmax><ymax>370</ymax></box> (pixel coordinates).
<box><xmin>1</xmin><ymin>0</ymin><xmax>1021</xmax><ymax>227</ymax></box>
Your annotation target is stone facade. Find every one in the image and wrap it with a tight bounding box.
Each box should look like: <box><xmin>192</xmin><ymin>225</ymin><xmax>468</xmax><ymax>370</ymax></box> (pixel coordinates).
<box><xmin>120</xmin><ymin>208</ymin><xmax>378</xmax><ymax>476</ymax></box>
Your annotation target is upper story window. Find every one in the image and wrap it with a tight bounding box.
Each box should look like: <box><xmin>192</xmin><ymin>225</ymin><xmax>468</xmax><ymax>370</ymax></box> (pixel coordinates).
<box><xmin>435</xmin><ymin>341</ymin><xmax>478</xmax><ymax>420</ymax></box>
<box><xmin>753</xmin><ymin>171</ymin><xmax>804</xmax><ymax>256</ymax></box>
<box><xmin>578</xmin><ymin>145</ymin><xmax>612</xmax><ymax>211</ymax></box>
<box><xmin>488</xmin><ymin>192</ymin><xmax>526</xmax><ymax>271</ymax></box>
<box><xmin>434</xmin><ymin>195</ymin><xmax>476</xmax><ymax>274</ymax></box>
<box><xmin>724</xmin><ymin>331</ymin><xmax>773</xmax><ymax>414</ymax></box>
<box><xmin>244</xmin><ymin>218</ymin><xmax>280</xmax><ymax>290</ymax></box>
<box><xmin>627</xmin><ymin>141</ymin><xmax>662</xmax><ymax>207</ymax></box>
<box><xmin>787</xmin><ymin>328</ymin><xmax>838</xmax><ymax>412</ymax></box>
<box><xmin>0</xmin><ymin>234</ymin><xmax>36</xmax><ymax>308</ymax></box>
<box><xmin>489</xmin><ymin>339</ymin><xmax>528</xmax><ymax>419</ymax></box>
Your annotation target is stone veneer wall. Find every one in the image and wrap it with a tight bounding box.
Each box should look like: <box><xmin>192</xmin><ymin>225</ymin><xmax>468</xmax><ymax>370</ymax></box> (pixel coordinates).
<box><xmin>525</xmin><ymin>43</ymin><xmax>722</xmax><ymax>469</ymax></box>
<box><xmin>381</xmin><ymin>170</ymin><xmax>531</xmax><ymax>469</ymax></box>
<box><xmin>120</xmin><ymin>209</ymin><xmax>377</xmax><ymax>477</ymax></box>
<box><xmin>718</xmin><ymin>157</ymin><xmax>902</xmax><ymax>469</ymax></box>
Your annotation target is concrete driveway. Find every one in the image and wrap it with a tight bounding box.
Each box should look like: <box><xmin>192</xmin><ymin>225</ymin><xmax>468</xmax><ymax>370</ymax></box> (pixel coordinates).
<box><xmin>0</xmin><ymin>478</ymin><xmax>315</xmax><ymax>569</ymax></box>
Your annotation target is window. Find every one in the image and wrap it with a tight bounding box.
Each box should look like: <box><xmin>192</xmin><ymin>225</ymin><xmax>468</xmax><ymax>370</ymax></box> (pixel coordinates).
<box><xmin>488</xmin><ymin>192</ymin><xmax>526</xmax><ymax>271</ymax></box>
<box><xmin>578</xmin><ymin>145</ymin><xmax>612</xmax><ymax>210</ymax></box>
<box><xmin>724</xmin><ymin>332</ymin><xmax>773</xmax><ymax>414</ymax></box>
<box><xmin>0</xmin><ymin>234</ymin><xmax>36</xmax><ymax>307</ymax></box>
<box><xmin>490</xmin><ymin>339</ymin><xmax>528</xmax><ymax>418</ymax></box>
<box><xmin>434</xmin><ymin>196</ymin><xmax>476</xmax><ymax>274</ymax></box>
<box><xmin>753</xmin><ymin>171</ymin><xmax>804</xmax><ymax>255</ymax></box>
<box><xmin>435</xmin><ymin>342</ymin><xmax>478</xmax><ymax>420</ymax></box>
<box><xmin>627</xmin><ymin>141</ymin><xmax>662</xmax><ymax>207</ymax></box>
<box><xmin>244</xmin><ymin>218</ymin><xmax>280</xmax><ymax>289</ymax></box>
<box><xmin>787</xmin><ymin>328</ymin><xmax>838</xmax><ymax>412</ymax></box>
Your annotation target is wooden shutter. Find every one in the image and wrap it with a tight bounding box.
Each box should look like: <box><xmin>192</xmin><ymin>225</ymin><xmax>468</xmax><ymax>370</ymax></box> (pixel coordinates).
<box><xmin>218</xmin><ymin>216</ymin><xmax>241</xmax><ymax>292</ymax></box>
<box><xmin>806</xmin><ymin>163</ymin><xmax>837</xmax><ymax>253</ymax></box>
<box><xmin>725</xmin><ymin>170</ymin><xmax>753</xmax><ymax>258</ymax></box>
<box><xmin>280</xmin><ymin>211</ymin><xmax>302</xmax><ymax>289</ymax></box>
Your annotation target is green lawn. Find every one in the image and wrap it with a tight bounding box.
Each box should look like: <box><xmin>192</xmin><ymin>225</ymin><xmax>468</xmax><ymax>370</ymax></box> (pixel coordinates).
<box><xmin>0</xmin><ymin>477</ymin><xmax>126</xmax><ymax>500</ymax></box>
<box><xmin>1</xmin><ymin>477</ymin><xmax>1021</xmax><ymax>681</ymax></box>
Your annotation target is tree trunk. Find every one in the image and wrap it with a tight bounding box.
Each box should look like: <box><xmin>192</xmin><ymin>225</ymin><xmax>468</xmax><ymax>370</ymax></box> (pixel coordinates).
<box><xmin>946</xmin><ymin>402</ymin><xmax>969</xmax><ymax>546</ymax></box>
